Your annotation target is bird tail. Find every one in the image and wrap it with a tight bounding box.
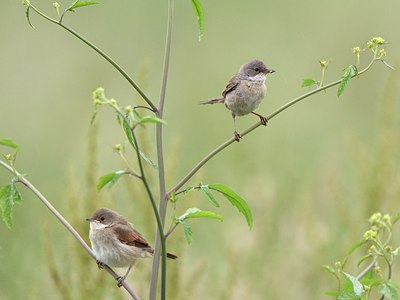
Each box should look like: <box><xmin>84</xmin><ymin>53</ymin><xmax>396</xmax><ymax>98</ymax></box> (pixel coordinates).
<box><xmin>199</xmin><ymin>98</ymin><xmax>224</xmax><ymax>105</ymax></box>
<box><xmin>167</xmin><ymin>252</ymin><xmax>178</xmax><ymax>260</ymax></box>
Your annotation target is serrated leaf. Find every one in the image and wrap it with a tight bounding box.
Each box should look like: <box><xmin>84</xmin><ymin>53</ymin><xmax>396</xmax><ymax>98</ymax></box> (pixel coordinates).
<box><xmin>122</xmin><ymin>117</ymin><xmax>157</xmax><ymax>169</ymax></box>
<box><xmin>379</xmin><ymin>281</ymin><xmax>398</xmax><ymax>300</ymax></box>
<box><xmin>357</xmin><ymin>253</ymin><xmax>373</xmax><ymax>267</ymax></box>
<box><xmin>181</xmin><ymin>221</ymin><xmax>193</xmax><ymax>244</ymax></box>
<box><xmin>177</xmin><ymin>207</ymin><xmax>223</xmax><ymax>222</ymax></box>
<box><xmin>208</xmin><ymin>183</ymin><xmax>253</xmax><ymax>228</ymax></box>
<box><xmin>337</xmin><ymin>65</ymin><xmax>357</xmax><ymax>97</ymax></box>
<box><xmin>301</xmin><ymin>78</ymin><xmax>318</xmax><ymax>88</ymax></box>
<box><xmin>0</xmin><ymin>183</ymin><xmax>22</xmax><ymax>229</ymax></box>
<box><xmin>139</xmin><ymin>116</ymin><xmax>167</xmax><ymax>125</ymax></box>
<box><xmin>343</xmin><ymin>272</ymin><xmax>364</xmax><ymax>296</ymax></box>
<box><xmin>97</xmin><ymin>170</ymin><xmax>125</xmax><ymax>191</ymax></box>
<box><xmin>0</xmin><ymin>139</ymin><xmax>19</xmax><ymax>151</ymax></box>
<box><xmin>67</xmin><ymin>1</ymin><xmax>98</xmax><ymax>12</ymax></box>
<box><xmin>191</xmin><ymin>0</ymin><xmax>204</xmax><ymax>41</ymax></box>
<box><xmin>199</xmin><ymin>184</ymin><xmax>220</xmax><ymax>207</ymax></box>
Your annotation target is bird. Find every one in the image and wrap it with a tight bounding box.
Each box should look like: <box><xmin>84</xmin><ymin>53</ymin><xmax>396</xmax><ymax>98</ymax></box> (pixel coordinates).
<box><xmin>86</xmin><ymin>208</ymin><xmax>177</xmax><ymax>287</ymax></box>
<box><xmin>201</xmin><ymin>59</ymin><xmax>275</xmax><ymax>141</ymax></box>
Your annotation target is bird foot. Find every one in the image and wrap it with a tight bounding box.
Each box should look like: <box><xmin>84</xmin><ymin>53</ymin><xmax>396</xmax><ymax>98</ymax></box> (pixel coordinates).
<box><xmin>96</xmin><ymin>260</ymin><xmax>104</xmax><ymax>269</ymax></box>
<box><xmin>116</xmin><ymin>276</ymin><xmax>125</xmax><ymax>287</ymax></box>
<box><xmin>234</xmin><ymin>131</ymin><xmax>241</xmax><ymax>142</ymax></box>
<box><xmin>259</xmin><ymin>116</ymin><xmax>268</xmax><ymax>126</ymax></box>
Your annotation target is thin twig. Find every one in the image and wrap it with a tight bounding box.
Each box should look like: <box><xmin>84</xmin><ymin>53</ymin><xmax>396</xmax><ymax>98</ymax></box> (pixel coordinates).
<box><xmin>0</xmin><ymin>160</ymin><xmax>140</xmax><ymax>300</ymax></box>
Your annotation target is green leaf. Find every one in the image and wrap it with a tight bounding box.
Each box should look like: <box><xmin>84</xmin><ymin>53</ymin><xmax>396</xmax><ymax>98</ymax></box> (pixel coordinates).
<box><xmin>97</xmin><ymin>170</ymin><xmax>125</xmax><ymax>191</ymax></box>
<box><xmin>392</xmin><ymin>247</ymin><xmax>400</xmax><ymax>256</ymax></box>
<box><xmin>67</xmin><ymin>0</ymin><xmax>99</xmax><ymax>12</ymax></box>
<box><xmin>208</xmin><ymin>183</ymin><xmax>253</xmax><ymax>228</ymax></box>
<box><xmin>191</xmin><ymin>0</ymin><xmax>204</xmax><ymax>41</ymax></box>
<box><xmin>337</xmin><ymin>65</ymin><xmax>357</xmax><ymax>97</ymax></box>
<box><xmin>177</xmin><ymin>207</ymin><xmax>224</xmax><ymax>222</ymax></box>
<box><xmin>122</xmin><ymin>117</ymin><xmax>157</xmax><ymax>169</ymax></box>
<box><xmin>347</xmin><ymin>240</ymin><xmax>366</xmax><ymax>255</ymax></box>
<box><xmin>393</xmin><ymin>213</ymin><xmax>400</xmax><ymax>224</ymax></box>
<box><xmin>0</xmin><ymin>139</ymin><xmax>19</xmax><ymax>151</ymax></box>
<box><xmin>357</xmin><ymin>253</ymin><xmax>373</xmax><ymax>267</ymax></box>
<box><xmin>343</xmin><ymin>272</ymin><xmax>364</xmax><ymax>297</ymax></box>
<box><xmin>139</xmin><ymin>116</ymin><xmax>167</xmax><ymax>125</ymax></box>
<box><xmin>379</xmin><ymin>281</ymin><xmax>398</xmax><ymax>300</ymax></box>
<box><xmin>0</xmin><ymin>183</ymin><xmax>22</xmax><ymax>229</ymax></box>
<box><xmin>301</xmin><ymin>78</ymin><xmax>318</xmax><ymax>88</ymax></box>
<box><xmin>199</xmin><ymin>184</ymin><xmax>220</xmax><ymax>207</ymax></box>
<box><xmin>181</xmin><ymin>221</ymin><xmax>193</xmax><ymax>244</ymax></box>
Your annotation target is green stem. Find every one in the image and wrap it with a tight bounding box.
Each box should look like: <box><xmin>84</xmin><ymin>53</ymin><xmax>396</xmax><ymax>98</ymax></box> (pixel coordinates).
<box><xmin>0</xmin><ymin>160</ymin><xmax>140</xmax><ymax>300</ymax></box>
<box><xmin>27</xmin><ymin>4</ymin><xmax>157</xmax><ymax>111</ymax></box>
<box><xmin>168</xmin><ymin>58</ymin><xmax>377</xmax><ymax>194</ymax></box>
<box><xmin>150</xmin><ymin>0</ymin><xmax>174</xmax><ymax>299</ymax></box>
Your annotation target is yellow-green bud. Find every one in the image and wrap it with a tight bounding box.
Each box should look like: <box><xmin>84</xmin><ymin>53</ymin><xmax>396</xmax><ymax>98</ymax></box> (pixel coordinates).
<box><xmin>5</xmin><ymin>154</ymin><xmax>12</xmax><ymax>161</ymax></box>
<box><xmin>124</xmin><ymin>105</ymin><xmax>133</xmax><ymax>113</ymax></box>
<box><xmin>22</xmin><ymin>0</ymin><xmax>30</xmax><ymax>5</ymax></box>
<box><xmin>363</xmin><ymin>229</ymin><xmax>377</xmax><ymax>241</ymax></box>
<box><xmin>368</xmin><ymin>245</ymin><xmax>378</xmax><ymax>254</ymax></box>
<box><xmin>92</xmin><ymin>87</ymin><xmax>105</xmax><ymax>101</ymax></box>
<box><xmin>114</xmin><ymin>144</ymin><xmax>122</xmax><ymax>151</ymax></box>
<box><xmin>319</xmin><ymin>60</ymin><xmax>328</xmax><ymax>68</ymax></box>
<box><xmin>353</xmin><ymin>46</ymin><xmax>361</xmax><ymax>54</ymax></box>
<box><xmin>109</xmin><ymin>98</ymin><xmax>117</xmax><ymax>106</ymax></box>
<box><xmin>334</xmin><ymin>261</ymin><xmax>342</xmax><ymax>269</ymax></box>
<box><xmin>52</xmin><ymin>2</ymin><xmax>60</xmax><ymax>8</ymax></box>
<box><xmin>371</xmin><ymin>37</ymin><xmax>385</xmax><ymax>45</ymax></box>
<box><xmin>369</xmin><ymin>212</ymin><xmax>382</xmax><ymax>225</ymax></box>
<box><xmin>385</xmin><ymin>245</ymin><xmax>392</xmax><ymax>252</ymax></box>
<box><xmin>378</xmin><ymin>49</ymin><xmax>386</xmax><ymax>58</ymax></box>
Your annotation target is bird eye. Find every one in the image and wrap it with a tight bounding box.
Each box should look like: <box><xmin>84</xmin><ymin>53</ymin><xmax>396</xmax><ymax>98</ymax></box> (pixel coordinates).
<box><xmin>100</xmin><ymin>216</ymin><xmax>105</xmax><ymax>221</ymax></box>
<box><xmin>255</xmin><ymin>68</ymin><xmax>260</xmax><ymax>72</ymax></box>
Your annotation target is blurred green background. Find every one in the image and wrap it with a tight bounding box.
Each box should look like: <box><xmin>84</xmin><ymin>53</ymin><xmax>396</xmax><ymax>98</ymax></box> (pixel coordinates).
<box><xmin>1</xmin><ymin>0</ymin><xmax>400</xmax><ymax>299</ymax></box>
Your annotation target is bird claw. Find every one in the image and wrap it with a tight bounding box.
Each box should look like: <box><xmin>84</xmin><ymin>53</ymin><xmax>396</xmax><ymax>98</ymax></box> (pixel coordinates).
<box><xmin>234</xmin><ymin>131</ymin><xmax>241</xmax><ymax>142</ymax></box>
<box><xmin>116</xmin><ymin>276</ymin><xmax>125</xmax><ymax>287</ymax></box>
<box><xmin>259</xmin><ymin>116</ymin><xmax>268</xmax><ymax>126</ymax></box>
<box><xmin>96</xmin><ymin>260</ymin><xmax>104</xmax><ymax>269</ymax></box>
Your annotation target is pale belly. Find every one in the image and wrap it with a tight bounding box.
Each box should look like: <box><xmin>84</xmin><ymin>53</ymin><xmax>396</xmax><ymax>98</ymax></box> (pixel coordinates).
<box><xmin>224</xmin><ymin>81</ymin><xmax>266</xmax><ymax>116</ymax></box>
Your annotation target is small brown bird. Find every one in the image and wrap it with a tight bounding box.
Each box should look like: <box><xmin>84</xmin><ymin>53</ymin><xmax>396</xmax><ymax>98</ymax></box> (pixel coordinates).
<box><xmin>201</xmin><ymin>59</ymin><xmax>275</xmax><ymax>141</ymax></box>
<box><xmin>86</xmin><ymin>208</ymin><xmax>177</xmax><ymax>286</ymax></box>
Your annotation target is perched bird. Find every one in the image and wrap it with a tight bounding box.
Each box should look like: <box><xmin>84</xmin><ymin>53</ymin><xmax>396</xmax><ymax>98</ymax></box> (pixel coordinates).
<box><xmin>201</xmin><ymin>59</ymin><xmax>275</xmax><ymax>141</ymax></box>
<box><xmin>86</xmin><ymin>208</ymin><xmax>177</xmax><ymax>286</ymax></box>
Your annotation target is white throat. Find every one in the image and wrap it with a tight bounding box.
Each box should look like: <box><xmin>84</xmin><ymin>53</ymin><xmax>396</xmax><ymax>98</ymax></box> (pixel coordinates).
<box><xmin>249</xmin><ymin>73</ymin><xmax>266</xmax><ymax>82</ymax></box>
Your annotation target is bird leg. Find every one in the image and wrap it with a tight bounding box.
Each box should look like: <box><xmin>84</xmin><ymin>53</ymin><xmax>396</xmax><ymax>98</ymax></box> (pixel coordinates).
<box><xmin>232</xmin><ymin>113</ymin><xmax>241</xmax><ymax>142</ymax></box>
<box><xmin>251</xmin><ymin>111</ymin><xmax>268</xmax><ymax>126</ymax></box>
<box><xmin>116</xmin><ymin>264</ymin><xmax>134</xmax><ymax>287</ymax></box>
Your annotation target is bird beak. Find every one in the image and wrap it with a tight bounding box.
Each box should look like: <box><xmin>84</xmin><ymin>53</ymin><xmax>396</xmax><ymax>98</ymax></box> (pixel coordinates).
<box><xmin>266</xmin><ymin>68</ymin><xmax>275</xmax><ymax>74</ymax></box>
<box><xmin>86</xmin><ymin>217</ymin><xmax>93</xmax><ymax>222</ymax></box>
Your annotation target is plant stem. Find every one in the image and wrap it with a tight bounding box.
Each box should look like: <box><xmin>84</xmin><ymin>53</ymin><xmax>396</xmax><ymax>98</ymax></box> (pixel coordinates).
<box><xmin>0</xmin><ymin>160</ymin><xmax>140</xmax><ymax>300</ymax></box>
<box><xmin>150</xmin><ymin>0</ymin><xmax>174</xmax><ymax>299</ymax></box>
<box><xmin>27</xmin><ymin>4</ymin><xmax>156</xmax><ymax>111</ymax></box>
<box><xmin>168</xmin><ymin>59</ymin><xmax>377</xmax><ymax>194</ymax></box>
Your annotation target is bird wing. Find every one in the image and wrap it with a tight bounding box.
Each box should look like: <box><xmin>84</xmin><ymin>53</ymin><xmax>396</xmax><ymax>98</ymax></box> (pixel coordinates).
<box><xmin>112</xmin><ymin>223</ymin><xmax>151</xmax><ymax>250</ymax></box>
<box><xmin>222</xmin><ymin>74</ymin><xmax>240</xmax><ymax>98</ymax></box>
